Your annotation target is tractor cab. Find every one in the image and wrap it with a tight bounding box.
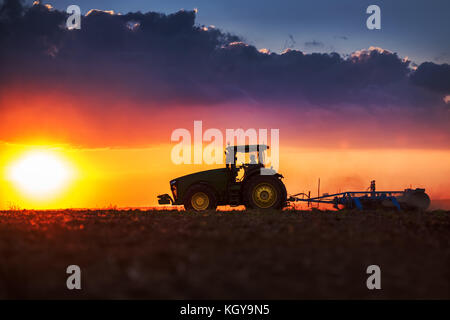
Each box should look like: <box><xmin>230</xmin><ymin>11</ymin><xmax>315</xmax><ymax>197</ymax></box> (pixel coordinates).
<box><xmin>225</xmin><ymin>144</ymin><xmax>268</xmax><ymax>182</ymax></box>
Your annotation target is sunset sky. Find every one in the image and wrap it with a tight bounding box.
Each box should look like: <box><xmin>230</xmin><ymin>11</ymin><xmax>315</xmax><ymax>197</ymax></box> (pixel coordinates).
<box><xmin>0</xmin><ymin>0</ymin><xmax>449</xmax><ymax>209</ymax></box>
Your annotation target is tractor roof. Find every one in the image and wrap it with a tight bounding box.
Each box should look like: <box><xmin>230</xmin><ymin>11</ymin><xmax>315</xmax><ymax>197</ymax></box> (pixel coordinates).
<box><xmin>226</xmin><ymin>144</ymin><xmax>269</xmax><ymax>153</ymax></box>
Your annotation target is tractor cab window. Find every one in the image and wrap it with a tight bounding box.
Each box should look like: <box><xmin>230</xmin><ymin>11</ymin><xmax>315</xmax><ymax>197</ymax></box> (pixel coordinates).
<box><xmin>244</xmin><ymin>151</ymin><xmax>260</xmax><ymax>165</ymax></box>
<box><xmin>225</xmin><ymin>145</ymin><xmax>269</xmax><ymax>182</ymax></box>
<box><xmin>225</xmin><ymin>149</ymin><xmax>234</xmax><ymax>166</ymax></box>
<box><xmin>236</xmin><ymin>151</ymin><xmax>265</xmax><ymax>181</ymax></box>
<box><xmin>258</xmin><ymin>150</ymin><xmax>266</xmax><ymax>165</ymax></box>
<box><xmin>225</xmin><ymin>147</ymin><xmax>266</xmax><ymax>167</ymax></box>
<box><xmin>236</xmin><ymin>151</ymin><xmax>265</xmax><ymax>166</ymax></box>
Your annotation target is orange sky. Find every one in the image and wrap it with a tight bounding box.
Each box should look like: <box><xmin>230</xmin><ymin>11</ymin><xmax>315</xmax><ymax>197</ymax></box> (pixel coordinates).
<box><xmin>1</xmin><ymin>86</ymin><xmax>449</xmax><ymax>150</ymax></box>
<box><xmin>0</xmin><ymin>88</ymin><xmax>449</xmax><ymax>209</ymax></box>
<box><xmin>1</xmin><ymin>141</ymin><xmax>449</xmax><ymax>210</ymax></box>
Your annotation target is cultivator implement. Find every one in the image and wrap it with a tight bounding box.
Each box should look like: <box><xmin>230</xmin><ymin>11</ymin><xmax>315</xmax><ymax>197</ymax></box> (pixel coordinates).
<box><xmin>288</xmin><ymin>181</ymin><xmax>430</xmax><ymax>211</ymax></box>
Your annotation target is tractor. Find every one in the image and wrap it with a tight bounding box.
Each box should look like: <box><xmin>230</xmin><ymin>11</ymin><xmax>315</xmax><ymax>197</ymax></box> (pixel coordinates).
<box><xmin>158</xmin><ymin>144</ymin><xmax>431</xmax><ymax>212</ymax></box>
<box><xmin>157</xmin><ymin>145</ymin><xmax>287</xmax><ymax>211</ymax></box>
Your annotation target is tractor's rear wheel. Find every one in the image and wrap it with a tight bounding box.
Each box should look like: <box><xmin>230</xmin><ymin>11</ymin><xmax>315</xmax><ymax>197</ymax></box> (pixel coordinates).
<box><xmin>184</xmin><ymin>185</ymin><xmax>217</xmax><ymax>212</ymax></box>
<box><xmin>244</xmin><ymin>175</ymin><xmax>285</xmax><ymax>210</ymax></box>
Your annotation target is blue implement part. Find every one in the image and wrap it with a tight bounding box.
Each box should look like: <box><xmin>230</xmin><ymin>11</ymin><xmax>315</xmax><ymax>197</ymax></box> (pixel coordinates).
<box><xmin>353</xmin><ymin>197</ymin><xmax>363</xmax><ymax>210</ymax></box>
<box><xmin>288</xmin><ymin>181</ymin><xmax>430</xmax><ymax>211</ymax></box>
<box><xmin>391</xmin><ymin>197</ymin><xmax>401</xmax><ymax>211</ymax></box>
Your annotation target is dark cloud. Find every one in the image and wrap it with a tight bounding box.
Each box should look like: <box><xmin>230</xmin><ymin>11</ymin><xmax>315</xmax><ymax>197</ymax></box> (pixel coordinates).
<box><xmin>410</xmin><ymin>62</ymin><xmax>450</xmax><ymax>93</ymax></box>
<box><xmin>0</xmin><ymin>1</ymin><xmax>449</xmax><ymax>113</ymax></box>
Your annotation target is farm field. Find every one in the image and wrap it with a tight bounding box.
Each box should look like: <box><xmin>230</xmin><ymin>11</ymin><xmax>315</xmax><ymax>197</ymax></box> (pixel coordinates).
<box><xmin>0</xmin><ymin>209</ymin><xmax>449</xmax><ymax>299</ymax></box>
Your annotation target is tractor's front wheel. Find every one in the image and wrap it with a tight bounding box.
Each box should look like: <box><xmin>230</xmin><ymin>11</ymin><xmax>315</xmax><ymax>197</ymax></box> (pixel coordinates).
<box><xmin>184</xmin><ymin>185</ymin><xmax>217</xmax><ymax>212</ymax></box>
<box><xmin>244</xmin><ymin>175</ymin><xmax>285</xmax><ymax>210</ymax></box>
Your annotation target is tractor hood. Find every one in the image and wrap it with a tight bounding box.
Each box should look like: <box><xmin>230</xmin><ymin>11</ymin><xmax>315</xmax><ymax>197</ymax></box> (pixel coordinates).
<box><xmin>171</xmin><ymin>168</ymin><xmax>227</xmax><ymax>183</ymax></box>
<box><xmin>169</xmin><ymin>168</ymin><xmax>230</xmax><ymax>205</ymax></box>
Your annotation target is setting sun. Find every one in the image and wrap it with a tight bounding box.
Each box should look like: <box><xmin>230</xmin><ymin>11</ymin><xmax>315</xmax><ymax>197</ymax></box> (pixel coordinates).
<box><xmin>8</xmin><ymin>151</ymin><xmax>72</xmax><ymax>198</ymax></box>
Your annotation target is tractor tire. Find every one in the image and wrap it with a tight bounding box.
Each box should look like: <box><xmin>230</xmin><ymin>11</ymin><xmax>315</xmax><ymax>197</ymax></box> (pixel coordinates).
<box><xmin>243</xmin><ymin>175</ymin><xmax>286</xmax><ymax>210</ymax></box>
<box><xmin>184</xmin><ymin>184</ymin><xmax>217</xmax><ymax>212</ymax></box>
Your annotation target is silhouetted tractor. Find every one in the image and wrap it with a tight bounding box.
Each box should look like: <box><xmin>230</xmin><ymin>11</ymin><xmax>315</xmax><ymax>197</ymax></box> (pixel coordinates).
<box><xmin>158</xmin><ymin>145</ymin><xmax>287</xmax><ymax>211</ymax></box>
<box><xmin>158</xmin><ymin>145</ymin><xmax>431</xmax><ymax>212</ymax></box>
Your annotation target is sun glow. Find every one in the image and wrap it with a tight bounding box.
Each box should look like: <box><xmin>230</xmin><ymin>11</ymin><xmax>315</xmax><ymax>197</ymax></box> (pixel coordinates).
<box><xmin>8</xmin><ymin>151</ymin><xmax>73</xmax><ymax>198</ymax></box>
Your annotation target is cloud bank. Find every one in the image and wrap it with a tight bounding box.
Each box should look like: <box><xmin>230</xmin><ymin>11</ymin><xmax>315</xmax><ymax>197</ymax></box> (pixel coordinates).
<box><xmin>0</xmin><ymin>0</ymin><xmax>449</xmax><ymax>148</ymax></box>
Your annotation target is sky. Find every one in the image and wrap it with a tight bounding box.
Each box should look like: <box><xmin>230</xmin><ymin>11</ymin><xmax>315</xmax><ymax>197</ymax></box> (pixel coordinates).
<box><xmin>22</xmin><ymin>0</ymin><xmax>450</xmax><ymax>64</ymax></box>
<box><xmin>0</xmin><ymin>0</ymin><xmax>449</xmax><ymax>209</ymax></box>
